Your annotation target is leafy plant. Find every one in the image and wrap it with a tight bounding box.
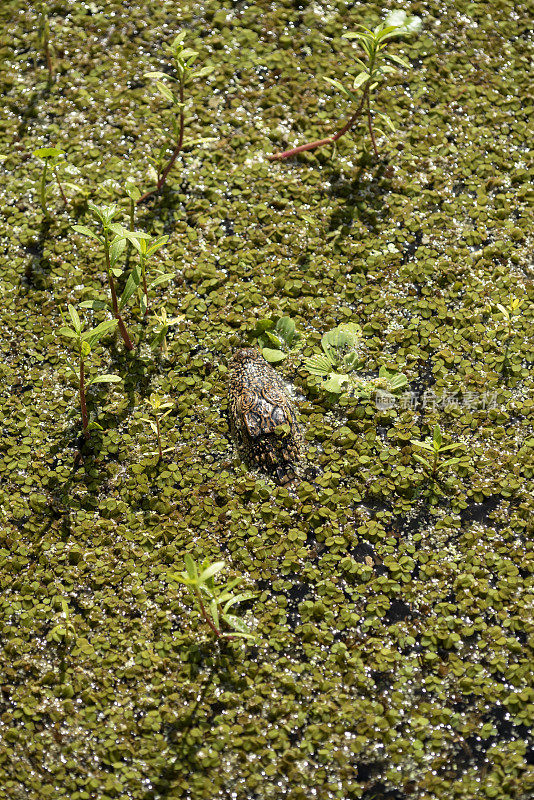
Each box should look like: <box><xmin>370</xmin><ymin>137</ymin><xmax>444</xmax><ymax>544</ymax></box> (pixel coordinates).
<box><xmin>59</xmin><ymin>305</ymin><xmax>120</xmax><ymax>439</ymax></box>
<box><xmin>120</xmin><ymin>233</ymin><xmax>171</xmax><ymax>319</ymax></box>
<box><xmin>32</xmin><ymin>146</ymin><xmax>69</xmax><ymax>217</ymax></box>
<box><xmin>304</xmin><ymin>323</ymin><xmax>363</xmax><ymax>393</ymax></box>
<box><xmin>175</xmin><ymin>555</ymin><xmax>256</xmax><ymax>640</ymax></box>
<box><xmin>253</xmin><ymin>315</ymin><xmax>300</xmax><ymax>363</ymax></box>
<box><xmin>270</xmin><ymin>9</ymin><xmax>421</xmax><ymax>161</ymax></box>
<box><xmin>139</xmin><ymin>393</ymin><xmax>174</xmax><ymax>461</ymax></box>
<box><xmin>73</xmin><ymin>202</ymin><xmax>147</xmax><ymax>350</ymax></box>
<box><xmin>37</xmin><ymin>2</ymin><xmax>53</xmax><ymax>83</ymax></box>
<box><xmin>304</xmin><ymin>323</ymin><xmax>408</xmax><ymax>397</ymax></box>
<box><xmin>412</xmin><ymin>424</ymin><xmax>464</xmax><ymax>478</ymax></box>
<box><xmin>150</xmin><ymin>306</ymin><xmax>183</xmax><ymax>356</ymax></box>
<box><xmin>495</xmin><ymin>298</ymin><xmax>524</xmax><ymax>375</ymax></box>
<box><xmin>139</xmin><ymin>32</ymin><xmax>214</xmax><ymax>203</ymax></box>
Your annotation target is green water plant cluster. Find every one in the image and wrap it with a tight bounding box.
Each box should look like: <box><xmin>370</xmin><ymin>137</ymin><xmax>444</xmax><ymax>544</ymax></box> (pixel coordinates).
<box><xmin>252</xmin><ymin>315</ymin><xmax>300</xmax><ymax>363</ymax></box>
<box><xmin>304</xmin><ymin>322</ymin><xmax>407</xmax><ymax>396</ymax></box>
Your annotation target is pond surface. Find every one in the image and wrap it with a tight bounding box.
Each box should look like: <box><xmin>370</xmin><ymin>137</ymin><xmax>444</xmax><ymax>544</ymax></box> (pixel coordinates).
<box><xmin>0</xmin><ymin>1</ymin><xmax>532</xmax><ymax>798</ymax></box>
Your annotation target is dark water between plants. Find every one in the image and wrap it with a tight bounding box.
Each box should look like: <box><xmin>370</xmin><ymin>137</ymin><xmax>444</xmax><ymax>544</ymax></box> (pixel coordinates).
<box><xmin>0</xmin><ymin>1</ymin><xmax>532</xmax><ymax>798</ymax></box>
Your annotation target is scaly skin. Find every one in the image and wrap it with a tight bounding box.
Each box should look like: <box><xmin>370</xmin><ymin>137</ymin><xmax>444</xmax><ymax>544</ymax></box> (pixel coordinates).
<box><xmin>227</xmin><ymin>349</ymin><xmax>302</xmax><ymax>485</ymax></box>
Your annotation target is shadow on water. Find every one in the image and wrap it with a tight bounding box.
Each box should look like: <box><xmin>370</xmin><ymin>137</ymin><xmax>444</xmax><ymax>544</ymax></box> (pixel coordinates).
<box><xmin>326</xmin><ymin>158</ymin><xmax>394</xmax><ymax>239</ymax></box>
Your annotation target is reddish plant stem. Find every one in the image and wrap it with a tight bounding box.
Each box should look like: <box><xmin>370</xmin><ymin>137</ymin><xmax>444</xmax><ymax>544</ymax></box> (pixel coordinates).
<box><xmin>195</xmin><ymin>590</ymin><xmax>222</xmax><ymax>638</ymax></box>
<box><xmin>269</xmin><ymin>88</ymin><xmax>368</xmax><ymax>161</ymax></box>
<box><xmin>104</xmin><ymin>241</ymin><xmax>134</xmax><ymax>351</ymax></box>
<box><xmin>366</xmin><ymin>96</ymin><xmax>379</xmax><ymax>158</ymax></box>
<box><xmin>79</xmin><ymin>355</ymin><xmax>89</xmax><ymax>438</ymax></box>
<box><xmin>137</xmin><ymin>83</ymin><xmax>185</xmax><ymax>204</ymax></box>
<box><xmin>53</xmin><ymin>167</ymin><xmax>68</xmax><ymax>205</ymax></box>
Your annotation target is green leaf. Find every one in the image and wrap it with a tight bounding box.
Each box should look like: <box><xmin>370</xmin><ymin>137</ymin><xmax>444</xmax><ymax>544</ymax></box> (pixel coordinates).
<box><xmin>438</xmin><ymin>457</ymin><xmax>461</xmax><ymax>470</ymax></box>
<box><xmin>209</xmin><ymin>599</ymin><xmax>220</xmax><ymax>631</ymax></box>
<box><xmin>83</xmin><ymin>319</ymin><xmax>118</xmax><ymax>345</ymax></box>
<box><xmin>59</xmin><ymin>326</ymin><xmax>77</xmax><ymax>340</ymax></box>
<box><xmin>149</xmin><ymin>273</ymin><xmax>174</xmax><ymax>290</ymax></box>
<box><xmin>155</xmin><ymin>81</ymin><xmax>175</xmax><ymax>103</ymax></box>
<box><xmin>87</xmin><ymin>420</ymin><xmax>103</xmax><ymax>432</ymax></box>
<box><xmin>198</xmin><ymin>562</ymin><xmax>225</xmax><ymax>583</ymax></box>
<box><xmin>412</xmin><ymin>440</ymin><xmax>434</xmax><ymax>452</ymax></box>
<box><xmin>352</xmin><ymin>71</ymin><xmax>370</xmax><ymax>90</ymax></box>
<box><xmin>88</xmin><ymin>374</ymin><xmax>122</xmax><ymax>385</ymax></box>
<box><xmin>413</xmin><ymin>453</ymin><xmax>431</xmax><ymax>469</ymax></box>
<box><xmin>385</xmin><ymin>53</ymin><xmax>411</xmax><ymax>69</ymax></box>
<box><xmin>323</xmin><ymin>374</ymin><xmax>349</xmax><ymax>393</ymax></box>
<box><xmin>304</xmin><ymin>354</ymin><xmax>333</xmax><ymax>376</ymax></box>
<box><xmin>275</xmin><ymin>316</ymin><xmax>295</xmax><ymax>345</ymax></box>
<box><xmin>184</xmin><ymin>554</ymin><xmax>197</xmax><ymax>581</ymax></box>
<box><xmin>67</xmin><ymin>304</ymin><xmax>82</xmax><ymax>333</ymax></box>
<box><xmin>144</xmin><ymin>71</ymin><xmax>170</xmax><ymax>80</ymax></box>
<box><xmin>79</xmin><ymin>299</ymin><xmax>109</xmax><ymax>311</ymax></box>
<box><xmin>193</xmin><ymin>65</ymin><xmax>214</xmax><ymax>79</ymax></box>
<box><xmin>223</xmin><ymin>614</ymin><xmax>254</xmax><ymax>637</ymax></box>
<box><xmin>119</xmin><ymin>267</ymin><xmax>142</xmax><ymax>310</ymax></box>
<box><xmin>145</xmin><ymin>235</ymin><xmax>169</xmax><ymax>257</ymax></box>
<box><xmin>433</xmin><ymin>424</ymin><xmax>443</xmax><ymax>449</ymax></box>
<box><xmin>33</xmin><ymin>146</ymin><xmax>65</xmax><ymax>160</ymax></box>
<box><xmin>323</xmin><ymin>76</ymin><xmax>353</xmax><ymax>99</ymax></box>
<box><xmin>262</xmin><ymin>348</ymin><xmax>286</xmax><ymax>363</ymax></box>
<box><xmin>109</xmin><ymin>236</ymin><xmax>126</xmax><ymax>268</ymax></box>
<box><xmin>72</xmin><ymin>224</ymin><xmax>102</xmax><ymax>242</ymax></box>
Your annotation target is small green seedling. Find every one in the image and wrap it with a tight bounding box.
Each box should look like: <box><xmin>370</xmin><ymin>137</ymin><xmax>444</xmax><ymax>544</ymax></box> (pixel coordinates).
<box><xmin>140</xmin><ymin>393</ymin><xmax>174</xmax><ymax>461</ymax></box>
<box><xmin>32</xmin><ymin>146</ymin><xmax>69</xmax><ymax>217</ymax></box>
<box><xmin>37</xmin><ymin>2</ymin><xmax>53</xmax><ymax>83</ymax></box>
<box><xmin>139</xmin><ymin>32</ymin><xmax>214</xmax><ymax>202</ymax></box>
<box><xmin>412</xmin><ymin>424</ymin><xmax>464</xmax><ymax>478</ymax></box>
<box><xmin>120</xmin><ymin>233</ymin><xmax>171</xmax><ymax>318</ymax></box>
<box><xmin>175</xmin><ymin>555</ymin><xmax>256</xmax><ymax>640</ymax></box>
<box><xmin>59</xmin><ymin>304</ymin><xmax>120</xmax><ymax>439</ymax></box>
<box><xmin>253</xmin><ymin>315</ymin><xmax>300</xmax><ymax>363</ymax></box>
<box><xmin>73</xmin><ymin>202</ymin><xmax>149</xmax><ymax>350</ymax></box>
<box><xmin>270</xmin><ymin>9</ymin><xmax>421</xmax><ymax>161</ymax></box>
<box><xmin>48</xmin><ymin>597</ymin><xmax>75</xmax><ymax>647</ymax></box>
<box><xmin>150</xmin><ymin>306</ymin><xmax>184</xmax><ymax>356</ymax></box>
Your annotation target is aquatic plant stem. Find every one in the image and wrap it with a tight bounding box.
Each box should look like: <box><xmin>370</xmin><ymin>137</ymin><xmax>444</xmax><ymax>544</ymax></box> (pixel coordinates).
<box><xmin>366</xmin><ymin>96</ymin><xmax>379</xmax><ymax>158</ymax></box>
<box><xmin>137</xmin><ymin>83</ymin><xmax>185</xmax><ymax>204</ymax></box>
<box><xmin>40</xmin><ymin>159</ymin><xmax>49</xmax><ymax>217</ymax></box>
<box><xmin>79</xmin><ymin>354</ymin><xmax>89</xmax><ymax>438</ymax></box>
<box><xmin>103</xmin><ymin>233</ymin><xmax>134</xmax><ymax>351</ymax></box>
<box><xmin>195</xmin><ymin>590</ymin><xmax>222</xmax><ymax>638</ymax></box>
<box><xmin>156</xmin><ymin>417</ymin><xmax>162</xmax><ymax>461</ymax></box>
<box><xmin>269</xmin><ymin>87</ymin><xmax>369</xmax><ymax>161</ymax></box>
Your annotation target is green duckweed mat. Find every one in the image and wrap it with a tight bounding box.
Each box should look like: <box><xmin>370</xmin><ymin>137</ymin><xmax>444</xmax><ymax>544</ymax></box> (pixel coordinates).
<box><xmin>0</xmin><ymin>1</ymin><xmax>532</xmax><ymax>798</ymax></box>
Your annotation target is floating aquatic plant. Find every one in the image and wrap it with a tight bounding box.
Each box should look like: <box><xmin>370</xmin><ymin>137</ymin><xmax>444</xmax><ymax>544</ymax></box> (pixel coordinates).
<box><xmin>175</xmin><ymin>555</ymin><xmax>256</xmax><ymax>640</ymax></box>
<box><xmin>253</xmin><ymin>315</ymin><xmax>300</xmax><ymax>363</ymax></box>
<box><xmin>270</xmin><ymin>9</ymin><xmax>421</xmax><ymax>161</ymax></box>
<box><xmin>139</xmin><ymin>32</ymin><xmax>214</xmax><ymax>203</ymax></box>
<box><xmin>59</xmin><ymin>304</ymin><xmax>120</xmax><ymax>439</ymax></box>
<box><xmin>304</xmin><ymin>323</ymin><xmax>407</xmax><ymax>397</ymax></box>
